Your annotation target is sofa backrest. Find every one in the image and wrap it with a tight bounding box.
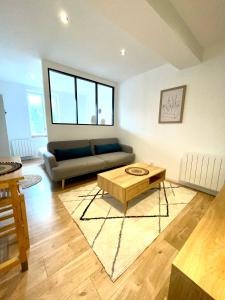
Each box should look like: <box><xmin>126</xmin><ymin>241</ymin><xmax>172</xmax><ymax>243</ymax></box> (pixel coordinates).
<box><xmin>48</xmin><ymin>140</ymin><xmax>90</xmax><ymax>154</ymax></box>
<box><xmin>90</xmin><ymin>138</ymin><xmax>118</xmax><ymax>154</ymax></box>
<box><xmin>48</xmin><ymin>138</ymin><xmax>119</xmax><ymax>155</ymax></box>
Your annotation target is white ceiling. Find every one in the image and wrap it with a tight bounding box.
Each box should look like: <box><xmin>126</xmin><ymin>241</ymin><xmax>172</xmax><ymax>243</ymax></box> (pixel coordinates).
<box><xmin>0</xmin><ymin>0</ymin><xmax>165</xmax><ymax>87</ymax></box>
<box><xmin>170</xmin><ymin>0</ymin><xmax>225</xmax><ymax>48</ymax></box>
<box><xmin>0</xmin><ymin>0</ymin><xmax>224</xmax><ymax>88</ymax></box>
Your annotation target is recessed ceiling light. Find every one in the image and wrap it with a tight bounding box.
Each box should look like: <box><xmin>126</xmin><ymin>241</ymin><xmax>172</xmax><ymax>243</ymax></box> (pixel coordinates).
<box><xmin>59</xmin><ymin>10</ymin><xmax>69</xmax><ymax>25</ymax></box>
<box><xmin>120</xmin><ymin>49</ymin><xmax>126</xmax><ymax>56</ymax></box>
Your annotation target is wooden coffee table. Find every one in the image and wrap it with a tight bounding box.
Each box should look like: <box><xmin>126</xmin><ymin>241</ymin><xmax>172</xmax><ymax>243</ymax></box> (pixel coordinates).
<box><xmin>97</xmin><ymin>163</ymin><xmax>166</xmax><ymax>213</ymax></box>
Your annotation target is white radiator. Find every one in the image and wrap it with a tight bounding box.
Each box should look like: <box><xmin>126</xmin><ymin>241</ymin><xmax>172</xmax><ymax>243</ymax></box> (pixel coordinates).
<box><xmin>180</xmin><ymin>153</ymin><xmax>225</xmax><ymax>194</ymax></box>
<box><xmin>11</xmin><ymin>139</ymin><xmax>35</xmax><ymax>159</ymax></box>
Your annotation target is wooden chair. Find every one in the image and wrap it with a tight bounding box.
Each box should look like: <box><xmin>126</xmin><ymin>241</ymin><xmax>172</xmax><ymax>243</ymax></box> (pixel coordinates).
<box><xmin>0</xmin><ymin>182</ymin><xmax>29</xmax><ymax>273</ymax></box>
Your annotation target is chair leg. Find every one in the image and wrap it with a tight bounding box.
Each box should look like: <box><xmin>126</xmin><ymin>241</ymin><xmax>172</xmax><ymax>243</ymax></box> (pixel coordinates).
<box><xmin>62</xmin><ymin>179</ymin><xmax>65</xmax><ymax>190</ymax></box>
<box><xmin>159</xmin><ymin>182</ymin><xmax>161</xmax><ymax>191</ymax></box>
<box><xmin>124</xmin><ymin>202</ymin><xmax>128</xmax><ymax>215</ymax></box>
<box><xmin>21</xmin><ymin>261</ymin><xmax>28</xmax><ymax>272</ymax></box>
<box><xmin>14</xmin><ymin>207</ymin><xmax>28</xmax><ymax>271</ymax></box>
<box><xmin>20</xmin><ymin>194</ymin><xmax>30</xmax><ymax>249</ymax></box>
<box><xmin>11</xmin><ymin>183</ymin><xmax>28</xmax><ymax>272</ymax></box>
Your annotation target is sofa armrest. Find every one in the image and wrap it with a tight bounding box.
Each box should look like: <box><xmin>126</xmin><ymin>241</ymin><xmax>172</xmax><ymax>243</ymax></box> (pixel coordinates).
<box><xmin>43</xmin><ymin>151</ymin><xmax>58</xmax><ymax>177</ymax></box>
<box><xmin>120</xmin><ymin>144</ymin><xmax>133</xmax><ymax>153</ymax></box>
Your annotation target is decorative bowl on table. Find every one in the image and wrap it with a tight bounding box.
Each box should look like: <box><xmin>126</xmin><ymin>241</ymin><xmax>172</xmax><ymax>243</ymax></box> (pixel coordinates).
<box><xmin>125</xmin><ymin>167</ymin><xmax>149</xmax><ymax>176</ymax></box>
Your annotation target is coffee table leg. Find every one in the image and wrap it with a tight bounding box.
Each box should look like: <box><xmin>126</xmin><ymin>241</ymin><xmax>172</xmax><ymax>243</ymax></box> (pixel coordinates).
<box><xmin>162</xmin><ymin>181</ymin><xmax>169</xmax><ymax>209</ymax></box>
<box><xmin>124</xmin><ymin>202</ymin><xmax>128</xmax><ymax>215</ymax></box>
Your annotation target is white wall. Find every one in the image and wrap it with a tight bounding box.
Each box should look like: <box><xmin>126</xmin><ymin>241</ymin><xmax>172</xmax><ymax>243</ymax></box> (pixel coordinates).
<box><xmin>118</xmin><ymin>53</ymin><xmax>225</xmax><ymax>181</ymax></box>
<box><xmin>0</xmin><ymin>80</ymin><xmax>31</xmax><ymax>140</ymax></box>
<box><xmin>0</xmin><ymin>95</ymin><xmax>10</xmax><ymax>156</ymax></box>
<box><xmin>0</xmin><ymin>80</ymin><xmax>47</xmax><ymax>156</ymax></box>
<box><xmin>42</xmin><ymin>60</ymin><xmax>118</xmax><ymax>142</ymax></box>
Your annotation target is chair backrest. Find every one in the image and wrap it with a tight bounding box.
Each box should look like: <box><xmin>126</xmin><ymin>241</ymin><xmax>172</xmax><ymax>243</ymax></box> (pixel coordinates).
<box><xmin>0</xmin><ymin>182</ymin><xmax>10</xmax><ymax>200</ymax></box>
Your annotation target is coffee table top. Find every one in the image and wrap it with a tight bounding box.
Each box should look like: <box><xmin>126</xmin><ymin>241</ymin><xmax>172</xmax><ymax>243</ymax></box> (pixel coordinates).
<box><xmin>98</xmin><ymin>163</ymin><xmax>166</xmax><ymax>189</ymax></box>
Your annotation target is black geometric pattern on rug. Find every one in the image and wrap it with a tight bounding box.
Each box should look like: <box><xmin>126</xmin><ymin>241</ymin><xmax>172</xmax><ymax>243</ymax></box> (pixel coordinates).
<box><xmin>79</xmin><ymin>181</ymin><xmax>171</xmax><ymax>221</ymax></box>
<box><xmin>111</xmin><ymin>216</ymin><xmax>126</xmax><ymax>278</ymax></box>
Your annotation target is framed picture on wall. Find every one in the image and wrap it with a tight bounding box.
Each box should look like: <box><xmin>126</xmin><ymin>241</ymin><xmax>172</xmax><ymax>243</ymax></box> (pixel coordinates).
<box><xmin>158</xmin><ymin>85</ymin><xmax>187</xmax><ymax>123</ymax></box>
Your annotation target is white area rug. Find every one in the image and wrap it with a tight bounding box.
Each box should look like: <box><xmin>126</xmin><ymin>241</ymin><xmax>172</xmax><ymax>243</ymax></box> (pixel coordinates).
<box><xmin>59</xmin><ymin>181</ymin><xmax>196</xmax><ymax>281</ymax></box>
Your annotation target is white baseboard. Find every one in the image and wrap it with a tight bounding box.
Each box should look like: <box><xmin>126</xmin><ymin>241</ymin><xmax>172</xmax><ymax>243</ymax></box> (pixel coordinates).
<box><xmin>166</xmin><ymin>177</ymin><xmax>217</xmax><ymax>196</ymax></box>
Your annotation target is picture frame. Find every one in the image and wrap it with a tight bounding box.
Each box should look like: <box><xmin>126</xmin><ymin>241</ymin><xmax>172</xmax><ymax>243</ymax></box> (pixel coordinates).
<box><xmin>158</xmin><ymin>85</ymin><xmax>187</xmax><ymax>123</ymax></box>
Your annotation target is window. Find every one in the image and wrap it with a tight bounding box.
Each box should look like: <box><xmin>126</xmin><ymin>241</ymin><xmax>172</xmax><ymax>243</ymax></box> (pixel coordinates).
<box><xmin>97</xmin><ymin>84</ymin><xmax>113</xmax><ymax>125</ymax></box>
<box><xmin>49</xmin><ymin>71</ymin><xmax>77</xmax><ymax>124</ymax></box>
<box><xmin>27</xmin><ymin>93</ymin><xmax>47</xmax><ymax>136</ymax></box>
<box><xmin>48</xmin><ymin>69</ymin><xmax>114</xmax><ymax>126</ymax></box>
<box><xmin>77</xmin><ymin>78</ymin><xmax>96</xmax><ymax>124</ymax></box>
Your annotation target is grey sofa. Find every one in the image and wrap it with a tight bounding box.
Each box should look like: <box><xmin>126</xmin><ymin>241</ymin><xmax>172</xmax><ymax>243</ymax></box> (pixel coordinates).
<box><xmin>43</xmin><ymin>138</ymin><xmax>135</xmax><ymax>188</ymax></box>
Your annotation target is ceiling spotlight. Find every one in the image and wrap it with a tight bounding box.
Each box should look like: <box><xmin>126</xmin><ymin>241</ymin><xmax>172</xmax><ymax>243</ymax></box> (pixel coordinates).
<box><xmin>120</xmin><ymin>49</ymin><xmax>126</xmax><ymax>56</ymax></box>
<box><xmin>59</xmin><ymin>10</ymin><xmax>69</xmax><ymax>25</ymax></box>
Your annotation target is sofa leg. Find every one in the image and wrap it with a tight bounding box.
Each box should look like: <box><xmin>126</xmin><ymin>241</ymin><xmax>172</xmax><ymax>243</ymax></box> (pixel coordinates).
<box><xmin>62</xmin><ymin>179</ymin><xmax>65</xmax><ymax>190</ymax></box>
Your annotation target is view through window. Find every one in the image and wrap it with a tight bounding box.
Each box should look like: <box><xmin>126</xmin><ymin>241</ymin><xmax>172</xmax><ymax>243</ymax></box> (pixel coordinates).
<box><xmin>27</xmin><ymin>92</ymin><xmax>47</xmax><ymax>136</ymax></box>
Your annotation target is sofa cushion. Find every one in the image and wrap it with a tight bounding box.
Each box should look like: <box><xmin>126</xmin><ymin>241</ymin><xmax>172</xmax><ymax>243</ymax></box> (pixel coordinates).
<box><xmin>55</xmin><ymin>146</ymin><xmax>92</xmax><ymax>161</ymax></box>
<box><xmin>48</xmin><ymin>140</ymin><xmax>90</xmax><ymax>155</ymax></box>
<box><xmin>51</xmin><ymin>156</ymin><xmax>106</xmax><ymax>181</ymax></box>
<box><xmin>90</xmin><ymin>138</ymin><xmax>119</xmax><ymax>154</ymax></box>
<box><xmin>95</xmin><ymin>143</ymin><xmax>121</xmax><ymax>155</ymax></box>
<box><xmin>96</xmin><ymin>152</ymin><xmax>135</xmax><ymax>168</ymax></box>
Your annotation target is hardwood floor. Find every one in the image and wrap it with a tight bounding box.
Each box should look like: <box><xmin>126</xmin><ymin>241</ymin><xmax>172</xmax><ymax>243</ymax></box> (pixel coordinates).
<box><xmin>0</xmin><ymin>160</ymin><xmax>214</xmax><ymax>300</ymax></box>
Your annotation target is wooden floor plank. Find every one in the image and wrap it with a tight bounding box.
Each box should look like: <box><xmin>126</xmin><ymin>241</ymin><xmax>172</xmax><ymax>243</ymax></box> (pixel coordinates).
<box><xmin>0</xmin><ymin>258</ymin><xmax>47</xmax><ymax>300</ymax></box>
<box><xmin>25</xmin><ymin>249</ymin><xmax>101</xmax><ymax>300</ymax></box>
<box><xmin>28</xmin><ymin>226</ymin><xmax>82</xmax><ymax>264</ymax></box>
<box><xmin>43</xmin><ymin>235</ymin><xmax>89</xmax><ymax>277</ymax></box>
<box><xmin>66</xmin><ymin>278</ymin><xmax>101</xmax><ymax>300</ymax></box>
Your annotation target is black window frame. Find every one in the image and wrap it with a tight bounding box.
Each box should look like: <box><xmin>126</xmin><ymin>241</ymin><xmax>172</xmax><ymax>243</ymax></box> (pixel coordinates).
<box><xmin>48</xmin><ymin>68</ymin><xmax>115</xmax><ymax>126</ymax></box>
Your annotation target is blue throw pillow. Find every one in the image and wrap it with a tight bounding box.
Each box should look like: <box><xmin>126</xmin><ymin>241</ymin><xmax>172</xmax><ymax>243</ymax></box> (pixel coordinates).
<box><xmin>55</xmin><ymin>146</ymin><xmax>92</xmax><ymax>161</ymax></box>
<box><xmin>95</xmin><ymin>143</ymin><xmax>121</xmax><ymax>155</ymax></box>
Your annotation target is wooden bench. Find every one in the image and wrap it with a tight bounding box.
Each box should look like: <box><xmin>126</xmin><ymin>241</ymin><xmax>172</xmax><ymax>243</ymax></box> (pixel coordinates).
<box><xmin>168</xmin><ymin>184</ymin><xmax>225</xmax><ymax>299</ymax></box>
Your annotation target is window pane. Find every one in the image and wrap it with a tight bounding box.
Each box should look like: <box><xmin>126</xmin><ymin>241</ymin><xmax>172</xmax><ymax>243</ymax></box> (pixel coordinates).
<box><xmin>27</xmin><ymin>94</ymin><xmax>47</xmax><ymax>136</ymax></box>
<box><xmin>49</xmin><ymin>70</ymin><xmax>77</xmax><ymax>124</ymax></box>
<box><xmin>77</xmin><ymin>78</ymin><xmax>96</xmax><ymax>124</ymax></box>
<box><xmin>97</xmin><ymin>85</ymin><xmax>113</xmax><ymax>125</ymax></box>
